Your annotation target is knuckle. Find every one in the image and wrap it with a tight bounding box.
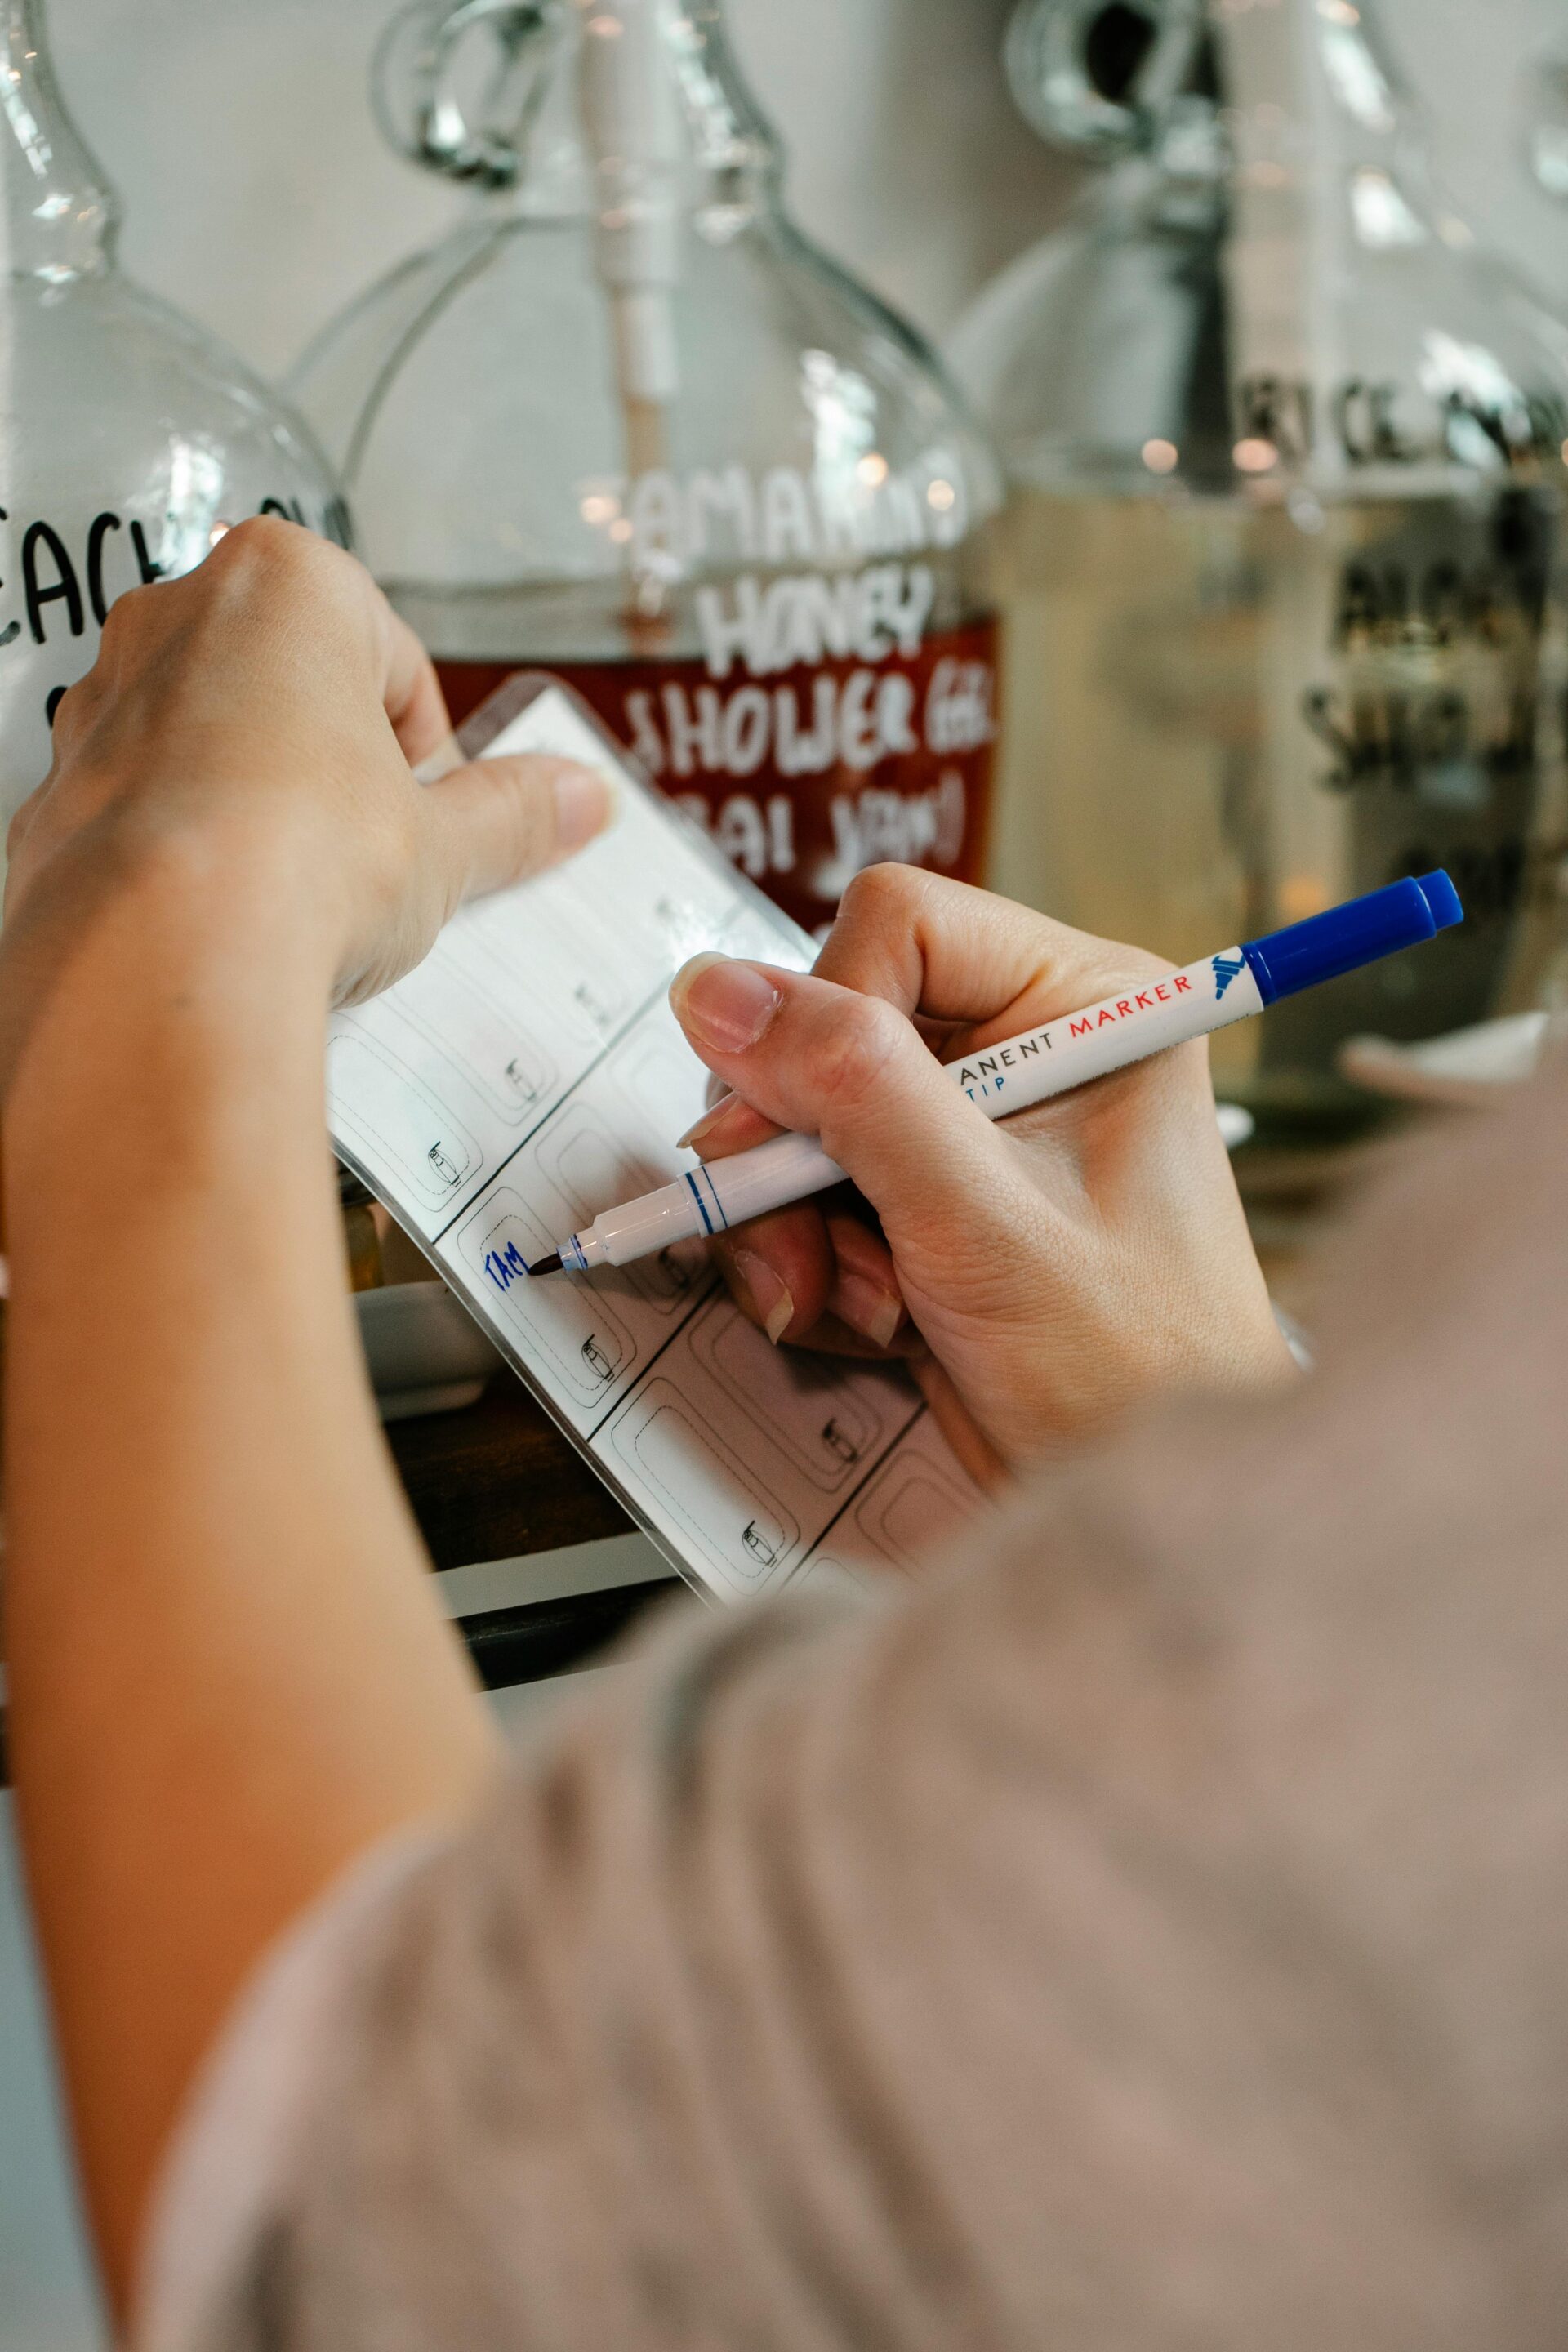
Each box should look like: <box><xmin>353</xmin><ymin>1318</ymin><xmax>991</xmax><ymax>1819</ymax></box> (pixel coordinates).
<box><xmin>839</xmin><ymin>861</ymin><xmax>926</xmax><ymax>929</ymax></box>
<box><xmin>814</xmin><ymin>991</ymin><xmax>908</xmax><ymax>1116</ymax></box>
<box><xmin>44</xmin><ymin>666</ymin><xmax>113</xmax><ymax>768</ymax></box>
<box><xmin>95</xmin><ymin>586</ymin><xmax>143</xmax><ymax>654</ymax></box>
<box><xmin>91</xmin><ymin>586</ymin><xmax>171</xmax><ymax>693</ymax></box>
<box><xmin>177</xmin><ymin>519</ymin><xmax>374</xmax><ymax>672</ymax></box>
<box><xmin>47</xmin><ymin>671</ymin><xmax>92</xmax><ymax>739</ymax></box>
<box><xmin>209</xmin><ymin>511</ymin><xmax>306</xmax><ymax>568</ymax></box>
<box><xmin>203</xmin><ymin>514</ymin><xmax>342</xmax><ymax>609</ymax></box>
<box><xmin>1022</xmin><ymin>911</ymin><xmax>1172</xmax><ymax>1004</ymax></box>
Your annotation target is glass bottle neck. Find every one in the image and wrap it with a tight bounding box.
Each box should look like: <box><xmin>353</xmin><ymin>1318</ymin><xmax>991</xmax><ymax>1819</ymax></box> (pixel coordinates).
<box><xmin>1217</xmin><ymin>0</ymin><xmax>1419</xmax><ymax>194</ymax></box>
<box><xmin>0</xmin><ymin>0</ymin><xmax>117</xmax><ymax>281</ymax></box>
<box><xmin>1009</xmin><ymin>0</ymin><xmax>1421</xmax><ymax>188</ymax></box>
<box><xmin>500</xmin><ymin>0</ymin><xmax>782</xmax><ymax>227</ymax></box>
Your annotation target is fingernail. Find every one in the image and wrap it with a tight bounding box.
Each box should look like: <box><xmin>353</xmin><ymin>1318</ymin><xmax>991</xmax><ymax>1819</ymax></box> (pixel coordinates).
<box><xmin>677</xmin><ymin>1092</ymin><xmax>742</xmax><ymax>1152</ymax></box>
<box><xmin>670</xmin><ymin>954</ymin><xmax>783</xmax><ymax>1053</ymax></box>
<box><xmin>413</xmin><ymin>731</ymin><xmax>466</xmax><ymax>785</ymax></box>
<box><xmin>553</xmin><ymin>761</ymin><xmax>615</xmax><ymax>853</ymax></box>
<box><xmin>835</xmin><ymin>1272</ymin><xmax>904</xmax><ymax>1351</ymax></box>
<box><xmin>733</xmin><ymin>1246</ymin><xmax>794</xmax><ymax>1344</ymax></box>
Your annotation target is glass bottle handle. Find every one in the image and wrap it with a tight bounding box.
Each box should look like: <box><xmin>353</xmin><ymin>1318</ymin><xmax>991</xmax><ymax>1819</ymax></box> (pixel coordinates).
<box><xmin>372</xmin><ymin>0</ymin><xmax>562</xmax><ymax>189</ymax></box>
<box><xmin>1004</xmin><ymin>0</ymin><xmax>1204</xmax><ymax>158</ymax></box>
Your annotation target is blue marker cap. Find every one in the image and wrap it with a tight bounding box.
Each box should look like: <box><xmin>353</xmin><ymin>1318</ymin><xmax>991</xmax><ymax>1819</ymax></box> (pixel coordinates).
<box><xmin>1241</xmin><ymin>871</ymin><xmax>1463</xmax><ymax>1006</ymax></box>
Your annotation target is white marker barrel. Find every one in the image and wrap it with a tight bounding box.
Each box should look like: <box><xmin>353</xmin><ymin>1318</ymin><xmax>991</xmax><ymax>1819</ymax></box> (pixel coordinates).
<box><xmin>564</xmin><ymin>948</ymin><xmax>1260</xmax><ymax>1270</ymax></box>
<box><xmin>564</xmin><ymin>1135</ymin><xmax>844</xmax><ymax>1270</ymax></box>
<box><xmin>556</xmin><ymin>871</ymin><xmax>1462</xmax><ymax>1275</ymax></box>
<box><xmin>949</xmin><ymin>950</ymin><xmax>1263</xmax><ymax>1113</ymax></box>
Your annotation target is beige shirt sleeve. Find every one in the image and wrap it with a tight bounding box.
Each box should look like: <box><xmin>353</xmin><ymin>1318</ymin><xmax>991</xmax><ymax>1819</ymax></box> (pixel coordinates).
<box><xmin>139</xmin><ymin>1067</ymin><xmax>1568</xmax><ymax>2352</ymax></box>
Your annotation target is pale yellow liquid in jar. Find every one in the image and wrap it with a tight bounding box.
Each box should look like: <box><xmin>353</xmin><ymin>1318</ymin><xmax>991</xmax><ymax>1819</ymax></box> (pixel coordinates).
<box><xmin>988</xmin><ymin>485</ymin><xmax>1568</xmax><ymax>1122</ymax></box>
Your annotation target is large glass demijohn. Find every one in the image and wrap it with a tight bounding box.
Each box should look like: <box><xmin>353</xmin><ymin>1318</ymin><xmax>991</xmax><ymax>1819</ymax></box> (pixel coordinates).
<box><xmin>951</xmin><ymin>0</ymin><xmax>1568</xmax><ymax>1123</ymax></box>
<box><xmin>0</xmin><ymin>0</ymin><xmax>350</xmax><ymax>826</ymax></box>
<box><xmin>291</xmin><ymin>0</ymin><xmax>1003</xmax><ymax>939</ymax></box>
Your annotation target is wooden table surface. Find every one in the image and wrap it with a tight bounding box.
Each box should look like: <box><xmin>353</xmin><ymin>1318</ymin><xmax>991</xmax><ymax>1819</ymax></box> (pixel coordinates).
<box><xmin>384</xmin><ymin>1374</ymin><xmax>631</xmax><ymax>1570</ymax></box>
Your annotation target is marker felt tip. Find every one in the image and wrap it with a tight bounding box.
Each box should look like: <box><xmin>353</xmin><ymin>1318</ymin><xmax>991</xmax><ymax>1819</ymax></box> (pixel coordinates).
<box><xmin>538</xmin><ymin>871</ymin><xmax>1463</xmax><ymax>1277</ymax></box>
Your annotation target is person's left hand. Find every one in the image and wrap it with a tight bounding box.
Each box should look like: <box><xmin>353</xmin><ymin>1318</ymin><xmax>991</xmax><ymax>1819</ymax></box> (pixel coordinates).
<box><xmin>0</xmin><ymin>516</ymin><xmax>612</xmax><ymax>1082</ymax></box>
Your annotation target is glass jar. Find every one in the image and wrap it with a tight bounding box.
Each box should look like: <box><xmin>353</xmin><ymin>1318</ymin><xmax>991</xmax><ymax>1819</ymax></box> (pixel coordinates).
<box><xmin>951</xmin><ymin>0</ymin><xmax>1568</xmax><ymax>1126</ymax></box>
<box><xmin>0</xmin><ymin>0</ymin><xmax>350</xmax><ymax>831</ymax></box>
<box><xmin>290</xmin><ymin>0</ymin><xmax>1003</xmax><ymax>939</ymax></box>
<box><xmin>1522</xmin><ymin>39</ymin><xmax>1568</xmax><ymax>206</ymax></box>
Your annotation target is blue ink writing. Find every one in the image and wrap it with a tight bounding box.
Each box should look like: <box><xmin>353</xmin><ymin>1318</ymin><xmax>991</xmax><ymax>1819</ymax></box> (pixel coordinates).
<box><xmin>485</xmin><ymin>1240</ymin><xmax>532</xmax><ymax>1293</ymax></box>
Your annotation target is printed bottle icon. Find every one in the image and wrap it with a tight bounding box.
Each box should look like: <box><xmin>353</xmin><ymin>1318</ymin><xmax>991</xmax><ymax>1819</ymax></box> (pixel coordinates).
<box><xmin>742</xmin><ymin>1517</ymin><xmax>781</xmax><ymax>1568</ymax></box>
<box><xmin>291</xmin><ymin>0</ymin><xmax>1003</xmax><ymax>938</ymax></box>
<box><xmin>427</xmin><ymin>1140</ymin><xmax>465</xmax><ymax>1188</ymax></box>
<box><xmin>950</xmin><ymin>0</ymin><xmax>1568</xmax><ymax>1125</ymax></box>
<box><xmin>820</xmin><ymin>1418</ymin><xmax>860</xmax><ymax>1468</ymax></box>
<box><xmin>0</xmin><ymin>0</ymin><xmax>350</xmax><ymax>835</ymax></box>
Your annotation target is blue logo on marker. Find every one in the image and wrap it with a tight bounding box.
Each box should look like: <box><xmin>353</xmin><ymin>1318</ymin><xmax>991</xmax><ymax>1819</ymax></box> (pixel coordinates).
<box><xmin>1211</xmin><ymin>953</ymin><xmax>1245</xmax><ymax>1000</ymax></box>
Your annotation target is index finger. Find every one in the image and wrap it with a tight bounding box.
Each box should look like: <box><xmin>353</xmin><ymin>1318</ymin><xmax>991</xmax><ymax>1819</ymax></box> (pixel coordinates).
<box><xmin>375</xmin><ymin>599</ymin><xmax>461</xmax><ymax>775</ymax></box>
<box><xmin>816</xmin><ymin>866</ymin><xmax>1168</xmax><ymax>1055</ymax></box>
<box><xmin>688</xmin><ymin>868</ymin><xmax>1169</xmax><ymax>1162</ymax></box>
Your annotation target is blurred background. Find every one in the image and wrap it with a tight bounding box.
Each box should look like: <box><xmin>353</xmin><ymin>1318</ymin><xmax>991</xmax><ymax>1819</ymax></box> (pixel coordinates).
<box><xmin>38</xmin><ymin>0</ymin><xmax>1568</xmax><ymax>372</ymax></box>
<box><xmin>2</xmin><ymin>2</ymin><xmax>1566</xmax><ymax>2342</ymax></box>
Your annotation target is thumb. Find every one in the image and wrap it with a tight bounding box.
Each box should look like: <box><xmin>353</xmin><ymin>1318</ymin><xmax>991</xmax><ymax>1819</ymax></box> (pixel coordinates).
<box><xmin>669</xmin><ymin>953</ymin><xmax>1010</xmax><ymax>1241</ymax></box>
<box><xmin>421</xmin><ymin>752</ymin><xmax>614</xmax><ymax>902</ymax></box>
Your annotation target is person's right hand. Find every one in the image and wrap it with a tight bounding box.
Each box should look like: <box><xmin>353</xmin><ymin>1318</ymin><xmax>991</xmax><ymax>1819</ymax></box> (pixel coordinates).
<box><xmin>670</xmin><ymin>866</ymin><xmax>1295</xmax><ymax>1474</ymax></box>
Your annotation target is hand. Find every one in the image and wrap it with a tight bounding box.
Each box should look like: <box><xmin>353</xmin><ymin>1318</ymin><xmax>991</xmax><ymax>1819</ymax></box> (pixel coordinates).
<box><xmin>670</xmin><ymin>866</ymin><xmax>1294</xmax><ymax>1473</ymax></box>
<box><xmin>0</xmin><ymin>516</ymin><xmax>612</xmax><ymax>1076</ymax></box>
<box><xmin>0</xmin><ymin>523</ymin><xmax>610</xmax><ymax>2301</ymax></box>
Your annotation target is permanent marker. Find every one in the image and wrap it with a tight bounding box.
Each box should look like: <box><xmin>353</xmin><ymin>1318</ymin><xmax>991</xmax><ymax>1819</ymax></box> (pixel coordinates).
<box><xmin>528</xmin><ymin>871</ymin><xmax>1463</xmax><ymax>1276</ymax></box>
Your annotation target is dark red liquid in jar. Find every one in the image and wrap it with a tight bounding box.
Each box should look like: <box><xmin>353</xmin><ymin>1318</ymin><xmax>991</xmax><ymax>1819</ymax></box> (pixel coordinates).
<box><xmin>437</xmin><ymin>618</ymin><xmax>1000</xmax><ymax>938</ymax></box>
